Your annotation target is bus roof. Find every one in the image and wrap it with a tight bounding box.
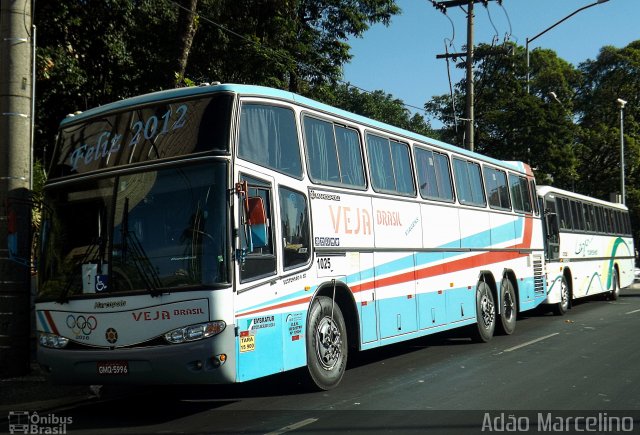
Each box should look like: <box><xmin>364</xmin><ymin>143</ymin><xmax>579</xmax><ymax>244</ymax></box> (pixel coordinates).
<box><xmin>537</xmin><ymin>185</ymin><xmax>628</xmax><ymax>210</ymax></box>
<box><xmin>59</xmin><ymin>83</ymin><xmax>528</xmax><ymax>174</ymax></box>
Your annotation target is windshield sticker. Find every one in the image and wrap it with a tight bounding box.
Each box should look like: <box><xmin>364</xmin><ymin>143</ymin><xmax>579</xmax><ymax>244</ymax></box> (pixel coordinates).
<box><xmin>52</xmin><ymin>94</ymin><xmax>233</xmax><ymax>177</ymax></box>
<box><xmin>67</xmin><ymin>105</ymin><xmax>189</xmax><ymax>173</ymax></box>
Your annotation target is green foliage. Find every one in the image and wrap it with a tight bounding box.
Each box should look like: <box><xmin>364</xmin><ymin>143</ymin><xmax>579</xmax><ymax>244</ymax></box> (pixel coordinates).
<box><xmin>31</xmin><ymin>2</ymin><xmax>640</xmax><ymax>244</ymax></box>
<box><xmin>186</xmin><ymin>0</ymin><xmax>399</xmax><ymax>92</ymax></box>
<box><xmin>310</xmin><ymin>83</ymin><xmax>436</xmax><ymax>138</ymax></box>
<box><xmin>575</xmin><ymin>42</ymin><xmax>640</xmax><ymax>241</ymax></box>
<box><xmin>426</xmin><ymin>40</ymin><xmax>640</xmax><ymax>243</ymax></box>
<box><xmin>426</xmin><ymin>43</ymin><xmax>580</xmax><ymax>189</ymax></box>
<box><xmin>34</xmin><ymin>0</ymin><xmax>401</xmax><ymax>165</ymax></box>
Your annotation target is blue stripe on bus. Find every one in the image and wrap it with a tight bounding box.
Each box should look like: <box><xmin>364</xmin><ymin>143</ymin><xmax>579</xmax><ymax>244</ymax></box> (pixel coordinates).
<box><xmin>374</xmin><ymin>255</ymin><xmax>414</xmax><ymax>278</ymax></box>
<box><xmin>238</xmin><ymin>216</ymin><xmax>528</xmax><ymax>316</ymax></box>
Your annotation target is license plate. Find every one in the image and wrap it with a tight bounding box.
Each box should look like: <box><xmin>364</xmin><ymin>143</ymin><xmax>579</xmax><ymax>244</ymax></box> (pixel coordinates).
<box><xmin>97</xmin><ymin>360</ymin><xmax>129</xmax><ymax>375</ymax></box>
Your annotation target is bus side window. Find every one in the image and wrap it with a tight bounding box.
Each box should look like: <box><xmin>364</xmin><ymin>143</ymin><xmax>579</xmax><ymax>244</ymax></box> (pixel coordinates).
<box><xmin>483</xmin><ymin>166</ymin><xmax>510</xmax><ymax>210</ymax></box>
<box><xmin>279</xmin><ymin>187</ymin><xmax>311</xmax><ymax>270</ymax></box>
<box><xmin>454</xmin><ymin>158</ymin><xmax>486</xmax><ymax>207</ymax></box>
<box><xmin>304</xmin><ymin>116</ymin><xmax>340</xmax><ymax>183</ymax></box>
<box><xmin>335</xmin><ymin>126</ymin><xmax>365</xmax><ymax>187</ymax></box>
<box><xmin>238</xmin><ymin>104</ymin><xmax>302</xmax><ymax>178</ymax></box>
<box><xmin>366</xmin><ymin>134</ymin><xmax>415</xmax><ymax>196</ymax></box>
<box><xmin>508</xmin><ymin>174</ymin><xmax>532</xmax><ymax>213</ymax></box>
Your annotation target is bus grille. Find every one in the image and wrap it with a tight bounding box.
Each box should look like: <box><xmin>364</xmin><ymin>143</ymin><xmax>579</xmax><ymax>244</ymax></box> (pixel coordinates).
<box><xmin>533</xmin><ymin>255</ymin><xmax>545</xmax><ymax>295</ymax></box>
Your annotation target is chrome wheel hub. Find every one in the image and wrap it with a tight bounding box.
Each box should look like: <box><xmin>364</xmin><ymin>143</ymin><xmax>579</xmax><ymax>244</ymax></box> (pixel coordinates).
<box><xmin>315</xmin><ymin>316</ymin><xmax>342</xmax><ymax>370</ymax></box>
<box><xmin>480</xmin><ymin>293</ymin><xmax>495</xmax><ymax>328</ymax></box>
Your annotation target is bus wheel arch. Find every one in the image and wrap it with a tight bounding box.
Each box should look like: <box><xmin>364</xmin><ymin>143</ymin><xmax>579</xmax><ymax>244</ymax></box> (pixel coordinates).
<box><xmin>497</xmin><ymin>270</ymin><xmax>518</xmax><ymax>335</ymax></box>
<box><xmin>305</xmin><ymin>282</ymin><xmax>356</xmax><ymax>390</ymax></box>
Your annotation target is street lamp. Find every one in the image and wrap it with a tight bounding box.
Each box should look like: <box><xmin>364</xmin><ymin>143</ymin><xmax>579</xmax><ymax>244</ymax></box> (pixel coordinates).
<box><xmin>549</xmin><ymin>92</ymin><xmax>576</xmax><ymax>191</ymax></box>
<box><xmin>526</xmin><ymin>0</ymin><xmax>610</xmax><ymax>93</ymax></box>
<box><xmin>617</xmin><ymin>98</ymin><xmax>627</xmax><ymax>205</ymax></box>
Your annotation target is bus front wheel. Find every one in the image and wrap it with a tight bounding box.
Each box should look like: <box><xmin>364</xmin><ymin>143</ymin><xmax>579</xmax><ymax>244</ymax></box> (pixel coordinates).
<box><xmin>306</xmin><ymin>296</ymin><xmax>348</xmax><ymax>390</ymax></box>
<box><xmin>553</xmin><ymin>276</ymin><xmax>570</xmax><ymax>316</ymax></box>
<box><xmin>471</xmin><ymin>281</ymin><xmax>495</xmax><ymax>343</ymax></box>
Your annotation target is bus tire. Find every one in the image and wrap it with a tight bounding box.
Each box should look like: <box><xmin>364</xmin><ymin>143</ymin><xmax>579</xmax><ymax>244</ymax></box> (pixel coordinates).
<box><xmin>608</xmin><ymin>269</ymin><xmax>620</xmax><ymax>301</ymax></box>
<box><xmin>306</xmin><ymin>296</ymin><xmax>348</xmax><ymax>390</ymax></box>
<box><xmin>497</xmin><ymin>278</ymin><xmax>517</xmax><ymax>335</ymax></box>
<box><xmin>553</xmin><ymin>276</ymin><xmax>570</xmax><ymax>316</ymax></box>
<box><xmin>471</xmin><ymin>281</ymin><xmax>495</xmax><ymax>343</ymax></box>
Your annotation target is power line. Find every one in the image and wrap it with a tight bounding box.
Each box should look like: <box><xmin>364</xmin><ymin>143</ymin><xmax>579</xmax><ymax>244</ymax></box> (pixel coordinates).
<box><xmin>431</xmin><ymin>0</ymin><xmax>504</xmax><ymax>151</ymax></box>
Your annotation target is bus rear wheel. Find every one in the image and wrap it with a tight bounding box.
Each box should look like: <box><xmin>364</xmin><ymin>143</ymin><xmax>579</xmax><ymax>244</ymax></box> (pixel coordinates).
<box><xmin>608</xmin><ymin>269</ymin><xmax>620</xmax><ymax>301</ymax></box>
<box><xmin>471</xmin><ymin>281</ymin><xmax>495</xmax><ymax>343</ymax></box>
<box><xmin>306</xmin><ymin>296</ymin><xmax>348</xmax><ymax>390</ymax></box>
<box><xmin>497</xmin><ymin>278</ymin><xmax>517</xmax><ymax>335</ymax></box>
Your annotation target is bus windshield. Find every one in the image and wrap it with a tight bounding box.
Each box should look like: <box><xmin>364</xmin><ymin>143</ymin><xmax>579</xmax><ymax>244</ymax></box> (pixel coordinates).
<box><xmin>38</xmin><ymin>161</ymin><xmax>229</xmax><ymax>300</ymax></box>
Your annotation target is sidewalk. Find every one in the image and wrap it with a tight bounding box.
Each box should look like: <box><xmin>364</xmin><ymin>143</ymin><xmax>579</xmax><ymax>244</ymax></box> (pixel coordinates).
<box><xmin>0</xmin><ymin>362</ymin><xmax>93</xmax><ymax>416</ymax></box>
<box><xmin>1</xmin><ymin>279</ymin><xmax>96</xmax><ymax>419</ymax></box>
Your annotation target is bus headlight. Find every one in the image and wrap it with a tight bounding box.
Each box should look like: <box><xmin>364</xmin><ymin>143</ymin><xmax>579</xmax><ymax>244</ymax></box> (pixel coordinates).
<box><xmin>39</xmin><ymin>332</ymin><xmax>70</xmax><ymax>349</ymax></box>
<box><xmin>164</xmin><ymin>321</ymin><xmax>226</xmax><ymax>344</ymax></box>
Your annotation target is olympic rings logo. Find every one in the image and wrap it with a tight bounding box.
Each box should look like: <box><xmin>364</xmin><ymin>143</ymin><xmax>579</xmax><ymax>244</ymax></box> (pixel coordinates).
<box><xmin>66</xmin><ymin>314</ymin><xmax>98</xmax><ymax>335</ymax></box>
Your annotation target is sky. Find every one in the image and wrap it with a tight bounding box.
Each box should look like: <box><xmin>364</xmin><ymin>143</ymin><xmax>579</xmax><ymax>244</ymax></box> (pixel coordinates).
<box><xmin>343</xmin><ymin>0</ymin><xmax>638</xmax><ymax>124</ymax></box>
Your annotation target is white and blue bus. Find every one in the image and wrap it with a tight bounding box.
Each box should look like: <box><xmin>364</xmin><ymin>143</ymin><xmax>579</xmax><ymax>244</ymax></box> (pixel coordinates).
<box><xmin>538</xmin><ymin>186</ymin><xmax>635</xmax><ymax>315</ymax></box>
<box><xmin>36</xmin><ymin>84</ymin><xmax>546</xmax><ymax>390</ymax></box>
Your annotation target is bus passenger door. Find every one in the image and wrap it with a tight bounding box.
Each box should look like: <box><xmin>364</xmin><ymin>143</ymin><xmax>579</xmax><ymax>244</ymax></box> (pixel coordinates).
<box><xmin>543</xmin><ymin>197</ymin><xmax>560</xmax><ymax>262</ymax></box>
<box><xmin>234</xmin><ymin>170</ymin><xmax>284</xmax><ymax>382</ymax></box>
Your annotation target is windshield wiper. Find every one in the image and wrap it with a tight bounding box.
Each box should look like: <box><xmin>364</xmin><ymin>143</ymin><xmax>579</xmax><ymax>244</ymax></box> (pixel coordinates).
<box><xmin>126</xmin><ymin>231</ymin><xmax>163</xmax><ymax>296</ymax></box>
<box><xmin>120</xmin><ymin>197</ymin><xmax>164</xmax><ymax>296</ymax></box>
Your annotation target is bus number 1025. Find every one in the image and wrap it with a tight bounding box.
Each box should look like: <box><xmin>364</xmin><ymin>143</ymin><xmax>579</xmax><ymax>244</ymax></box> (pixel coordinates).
<box><xmin>317</xmin><ymin>257</ymin><xmax>331</xmax><ymax>270</ymax></box>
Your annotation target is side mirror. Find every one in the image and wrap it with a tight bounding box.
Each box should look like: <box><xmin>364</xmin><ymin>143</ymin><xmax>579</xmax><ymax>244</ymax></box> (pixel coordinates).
<box><xmin>236</xmin><ymin>181</ymin><xmax>269</xmax><ymax>252</ymax></box>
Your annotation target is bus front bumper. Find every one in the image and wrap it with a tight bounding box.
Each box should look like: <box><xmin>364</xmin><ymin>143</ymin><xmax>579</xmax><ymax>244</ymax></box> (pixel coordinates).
<box><xmin>37</xmin><ymin>327</ymin><xmax>237</xmax><ymax>385</ymax></box>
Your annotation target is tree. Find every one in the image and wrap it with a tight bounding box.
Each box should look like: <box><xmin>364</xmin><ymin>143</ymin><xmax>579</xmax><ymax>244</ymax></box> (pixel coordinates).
<box><xmin>425</xmin><ymin>43</ymin><xmax>581</xmax><ymax>189</ymax></box>
<box><xmin>35</xmin><ymin>0</ymin><xmax>183</xmax><ymax>164</ymax></box>
<box><xmin>575</xmin><ymin>42</ymin><xmax>640</xmax><ymax>241</ymax></box>
<box><xmin>174</xmin><ymin>0</ymin><xmax>200</xmax><ymax>87</ymax></box>
<box><xmin>187</xmin><ymin>0</ymin><xmax>400</xmax><ymax>92</ymax></box>
<box><xmin>311</xmin><ymin>83</ymin><xmax>436</xmax><ymax>137</ymax></box>
<box><xmin>34</xmin><ymin>0</ymin><xmax>401</xmax><ymax>165</ymax></box>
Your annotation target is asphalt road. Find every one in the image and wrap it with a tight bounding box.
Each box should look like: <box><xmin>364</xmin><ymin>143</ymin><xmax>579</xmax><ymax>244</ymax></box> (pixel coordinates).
<box><xmin>17</xmin><ymin>286</ymin><xmax>640</xmax><ymax>434</ymax></box>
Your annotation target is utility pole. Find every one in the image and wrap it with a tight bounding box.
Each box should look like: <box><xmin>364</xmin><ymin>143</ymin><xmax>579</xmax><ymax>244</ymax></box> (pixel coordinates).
<box><xmin>433</xmin><ymin>0</ymin><xmax>501</xmax><ymax>152</ymax></box>
<box><xmin>465</xmin><ymin>1</ymin><xmax>474</xmax><ymax>153</ymax></box>
<box><xmin>617</xmin><ymin>98</ymin><xmax>627</xmax><ymax>205</ymax></box>
<box><xmin>0</xmin><ymin>0</ymin><xmax>34</xmax><ymax>377</ymax></box>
